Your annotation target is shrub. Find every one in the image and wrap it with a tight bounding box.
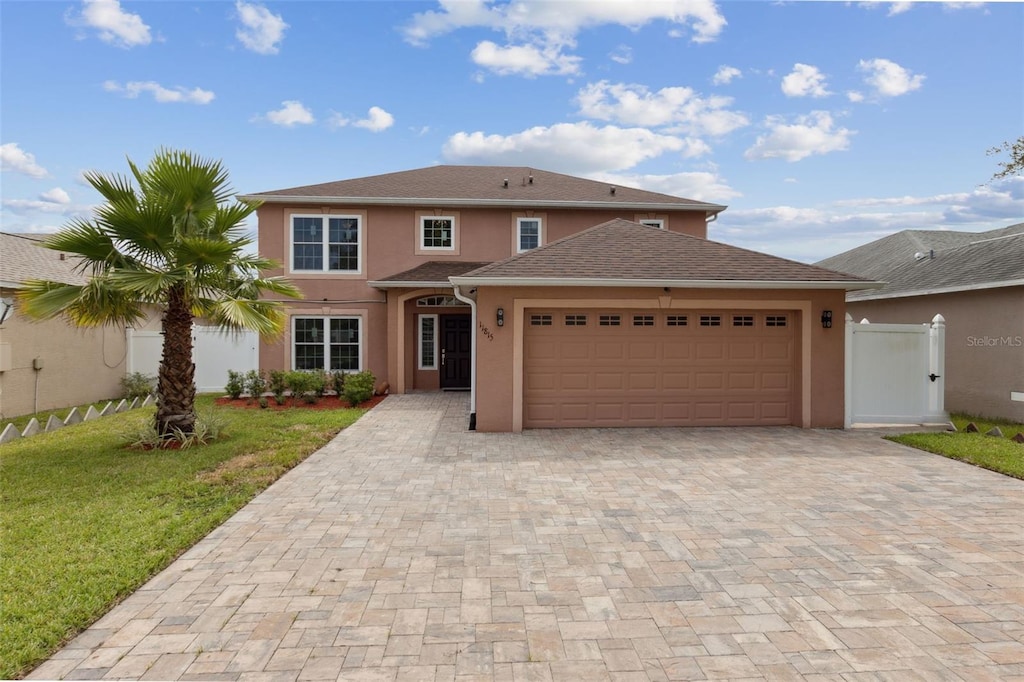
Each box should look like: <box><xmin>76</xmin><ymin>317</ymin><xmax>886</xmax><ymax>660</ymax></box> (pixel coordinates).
<box><xmin>343</xmin><ymin>370</ymin><xmax>375</xmax><ymax>406</ymax></box>
<box><xmin>120</xmin><ymin>372</ymin><xmax>155</xmax><ymax>400</ymax></box>
<box><xmin>268</xmin><ymin>370</ymin><xmax>288</xmax><ymax>405</ymax></box>
<box><xmin>224</xmin><ymin>370</ymin><xmax>245</xmax><ymax>400</ymax></box>
<box><xmin>286</xmin><ymin>370</ymin><xmax>320</xmax><ymax>405</ymax></box>
<box><xmin>123</xmin><ymin>408</ymin><xmax>228</xmax><ymax>449</ymax></box>
<box><xmin>331</xmin><ymin>371</ymin><xmax>346</xmax><ymax>396</ymax></box>
<box><xmin>244</xmin><ymin>369</ymin><xmax>267</xmax><ymax>399</ymax></box>
<box><xmin>313</xmin><ymin>369</ymin><xmax>329</xmax><ymax>398</ymax></box>
<box><xmin>258</xmin><ymin>396</ymin><xmax>269</xmax><ymax>409</ymax></box>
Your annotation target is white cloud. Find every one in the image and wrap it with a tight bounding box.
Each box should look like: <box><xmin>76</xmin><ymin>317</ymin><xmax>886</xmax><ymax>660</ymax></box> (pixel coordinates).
<box><xmin>103</xmin><ymin>80</ymin><xmax>215</xmax><ymax>104</ymax></box>
<box><xmin>887</xmin><ymin>2</ymin><xmax>913</xmax><ymax>16</ymax></box>
<box><xmin>781</xmin><ymin>63</ymin><xmax>831</xmax><ymax>98</ymax></box>
<box><xmin>587</xmin><ymin>169</ymin><xmax>741</xmax><ymax>203</ymax></box>
<box><xmin>712</xmin><ymin>65</ymin><xmax>741</xmax><ymax>85</ymax></box>
<box><xmin>442</xmin><ymin>122</ymin><xmax>687</xmax><ymax>174</ymax></box>
<box><xmin>235</xmin><ymin>1</ymin><xmax>288</xmax><ymax>55</ymax></box>
<box><xmin>609</xmin><ymin>45</ymin><xmax>632</xmax><ymax>65</ymax></box>
<box><xmin>744</xmin><ymin>111</ymin><xmax>854</xmax><ymax>162</ymax></box>
<box><xmin>858</xmin><ymin>58</ymin><xmax>925</xmax><ymax>97</ymax></box>
<box><xmin>327</xmin><ymin>112</ymin><xmax>350</xmax><ymax>129</ymax></box>
<box><xmin>0</xmin><ymin>143</ymin><xmax>48</xmax><ymax>178</ymax></box>
<box><xmin>404</xmin><ymin>0</ymin><xmax>725</xmax><ymax>77</ymax></box>
<box><xmin>354</xmin><ymin>106</ymin><xmax>395</xmax><ymax>132</ymax></box>
<box><xmin>264</xmin><ymin>100</ymin><xmax>314</xmax><ymax>127</ymax></box>
<box><xmin>40</xmin><ymin>187</ymin><xmax>71</xmax><ymax>204</ymax></box>
<box><xmin>471</xmin><ymin>40</ymin><xmax>581</xmax><ymax>77</ymax></box>
<box><xmin>575</xmin><ymin>81</ymin><xmax>749</xmax><ymax>137</ymax></box>
<box><xmin>66</xmin><ymin>0</ymin><xmax>151</xmax><ymax>48</ymax></box>
<box><xmin>846</xmin><ymin>90</ymin><xmax>865</xmax><ymax>103</ymax></box>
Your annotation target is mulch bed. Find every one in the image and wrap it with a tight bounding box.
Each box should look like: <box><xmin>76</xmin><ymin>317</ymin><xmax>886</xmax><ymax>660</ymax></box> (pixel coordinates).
<box><xmin>214</xmin><ymin>394</ymin><xmax>388</xmax><ymax>411</ymax></box>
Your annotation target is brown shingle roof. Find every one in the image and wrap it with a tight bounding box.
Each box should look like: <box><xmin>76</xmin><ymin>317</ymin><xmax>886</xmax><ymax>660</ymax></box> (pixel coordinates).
<box><xmin>244</xmin><ymin>166</ymin><xmax>723</xmax><ymax>211</ymax></box>
<box><xmin>0</xmin><ymin>232</ymin><xmax>86</xmax><ymax>288</ymax></box>
<box><xmin>372</xmin><ymin>261</ymin><xmax>493</xmax><ymax>286</ymax></box>
<box><xmin>454</xmin><ymin>220</ymin><xmax>877</xmax><ymax>288</ymax></box>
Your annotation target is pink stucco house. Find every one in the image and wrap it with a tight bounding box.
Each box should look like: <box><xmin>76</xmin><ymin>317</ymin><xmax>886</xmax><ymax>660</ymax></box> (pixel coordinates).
<box><xmin>244</xmin><ymin>166</ymin><xmax>875</xmax><ymax>432</ymax></box>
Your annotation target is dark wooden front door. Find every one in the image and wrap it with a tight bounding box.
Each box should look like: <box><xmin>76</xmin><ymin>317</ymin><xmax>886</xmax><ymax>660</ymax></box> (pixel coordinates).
<box><xmin>440</xmin><ymin>314</ymin><xmax>471</xmax><ymax>390</ymax></box>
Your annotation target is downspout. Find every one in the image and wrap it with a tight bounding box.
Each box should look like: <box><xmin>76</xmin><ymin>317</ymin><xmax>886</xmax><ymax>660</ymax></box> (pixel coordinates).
<box><xmin>706</xmin><ymin>210</ymin><xmax>719</xmax><ymax>224</ymax></box>
<box><xmin>451</xmin><ymin>283</ymin><xmax>478</xmax><ymax>430</ymax></box>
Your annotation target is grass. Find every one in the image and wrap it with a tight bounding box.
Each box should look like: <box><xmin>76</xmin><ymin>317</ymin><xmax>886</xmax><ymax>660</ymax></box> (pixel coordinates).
<box><xmin>0</xmin><ymin>396</ymin><xmax>367</xmax><ymax>679</ymax></box>
<box><xmin>887</xmin><ymin>413</ymin><xmax>1024</xmax><ymax>480</ymax></box>
<box><xmin>3</xmin><ymin>400</ymin><xmax>116</xmax><ymax>433</ymax></box>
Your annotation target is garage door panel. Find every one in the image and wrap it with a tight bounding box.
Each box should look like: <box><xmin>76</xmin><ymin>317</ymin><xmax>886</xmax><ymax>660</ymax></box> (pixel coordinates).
<box><xmin>524</xmin><ymin>309</ymin><xmax>796</xmax><ymax>428</ymax></box>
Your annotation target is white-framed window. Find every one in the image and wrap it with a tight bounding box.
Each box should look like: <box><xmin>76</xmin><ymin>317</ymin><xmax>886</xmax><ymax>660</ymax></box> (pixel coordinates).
<box><xmin>517</xmin><ymin>217</ymin><xmax>543</xmax><ymax>252</ymax></box>
<box><xmin>639</xmin><ymin>219</ymin><xmax>664</xmax><ymax>229</ymax></box>
<box><xmin>291</xmin><ymin>214</ymin><xmax>361</xmax><ymax>273</ymax></box>
<box><xmin>418</xmin><ymin>315</ymin><xmax>438</xmax><ymax>370</ymax></box>
<box><xmin>420</xmin><ymin>216</ymin><xmax>455</xmax><ymax>250</ymax></box>
<box><xmin>416</xmin><ymin>295</ymin><xmax>468</xmax><ymax>307</ymax></box>
<box><xmin>292</xmin><ymin>316</ymin><xmax>361</xmax><ymax>372</ymax></box>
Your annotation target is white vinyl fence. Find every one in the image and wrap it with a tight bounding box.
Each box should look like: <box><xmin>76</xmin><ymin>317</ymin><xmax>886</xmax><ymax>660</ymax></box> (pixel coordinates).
<box><xmin>127</xmin><ymin>326</ymin><xmax>258</xmax><ymax>394</ymax></box>
<box><xmin>845</xmin><ymin>313</ymin><xmax>946</xmax><ymax>427</ymax></box>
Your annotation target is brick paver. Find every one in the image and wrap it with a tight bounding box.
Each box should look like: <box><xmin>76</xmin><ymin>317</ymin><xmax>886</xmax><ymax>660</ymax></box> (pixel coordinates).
<box><xmin>30</xmin><ymin>393</ymin><xmax>1024</xmax><ymax>680</ymax></box>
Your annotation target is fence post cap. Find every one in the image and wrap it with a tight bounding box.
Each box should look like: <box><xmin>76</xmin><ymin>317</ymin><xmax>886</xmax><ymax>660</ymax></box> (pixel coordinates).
<box><xmin>931</xmin><ymin>313</ymin><xmax>945</xmax><ymax>325</ymax></box>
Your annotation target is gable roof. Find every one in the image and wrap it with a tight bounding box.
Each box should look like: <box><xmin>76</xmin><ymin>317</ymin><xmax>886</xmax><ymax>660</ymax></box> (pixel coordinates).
<box><xmin>817</xmin><ymin>223</ymin><xmax>1024</xmax><ymax>300</ymax></box>
<box><xmin>0</xmin><ymin>232</ymin><xmax>86</xmax><ymax>289</ymax></box>
<box><xmin>451</xmin><ymin>219</ymin><xmax>879</xmax><ymax>291</ymax></box>
<box><xmin>241</xmin><ymin>165</ymin><xmax>725</xmax><ymax>213</ymax></box>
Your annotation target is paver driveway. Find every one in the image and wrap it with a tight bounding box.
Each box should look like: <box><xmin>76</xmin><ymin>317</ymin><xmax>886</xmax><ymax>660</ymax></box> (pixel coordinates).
<box><xmin>32</xmin><ymin>393</ymin><xmax>1024</xmax><ymax>681</ymax></box>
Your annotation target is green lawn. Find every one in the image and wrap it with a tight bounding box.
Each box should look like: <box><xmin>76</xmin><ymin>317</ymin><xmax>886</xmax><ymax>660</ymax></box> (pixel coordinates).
<box><xmin>887</xmin><ymin>413</ymin><xmax>1024</xmax><ymax>480</ymax></box>
<box><xmin>0</xmin><ymin>396</ymin><xmax>368</xmax><ymax>679</ymax></box>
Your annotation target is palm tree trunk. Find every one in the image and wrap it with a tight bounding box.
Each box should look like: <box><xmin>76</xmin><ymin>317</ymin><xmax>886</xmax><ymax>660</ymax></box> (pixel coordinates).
<box><xmin>156</xmin><ymin>283</ymin><xmax>196</xmax><ymax>438</ymax></box>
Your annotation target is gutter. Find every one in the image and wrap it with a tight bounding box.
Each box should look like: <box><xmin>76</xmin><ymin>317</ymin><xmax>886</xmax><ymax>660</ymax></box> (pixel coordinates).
<box><xmin>237</xmin><ymin>194</ymin><xmax>726</xmax><ymax>213</ymax></box>
<box><xmin>451</xmin><ymin>283</ymin><xmax>478</xmax><ymax>431</ymax></box>
<box><xmin>449</xmin><ymin>277</ymin><xmax>884</xmax><ymax>292</ymax></box>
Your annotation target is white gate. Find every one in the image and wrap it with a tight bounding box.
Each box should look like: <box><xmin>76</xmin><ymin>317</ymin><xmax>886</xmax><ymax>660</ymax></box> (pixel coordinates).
<box><xmin>127</xmin><ymin>326</ymin><xmax>258</xmax><ymax>394</ymax></box>
<box><xmin>845</xmin><ymin>314</ymin><xmax>946</xmax><ymax>427</ymax></box>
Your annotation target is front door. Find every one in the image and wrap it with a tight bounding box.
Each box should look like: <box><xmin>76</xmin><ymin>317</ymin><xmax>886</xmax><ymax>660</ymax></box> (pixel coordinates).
<box><xmin>440</xmin><ymin>314</ymin><xmax>471</xmax><ymax>390</ymax></box>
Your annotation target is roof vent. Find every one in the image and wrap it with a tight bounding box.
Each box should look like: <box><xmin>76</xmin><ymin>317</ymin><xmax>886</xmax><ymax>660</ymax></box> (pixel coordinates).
<box><xmin>914</xmin><ymin>251</ymin><xmax>926</xmax><ymax>261</ymax></box>
<box><xmin>503</xmin><ymin>178</ymin><xmax>508</xmax><ymax>188</ymax></box>
<box><xmin>59</xmin><ymin>253</ymin><xmax>66</xmax><ymax>261</ymax></box>
<box><xmin>609</xmin><ymin>186</ymin><xmax>616</xmax><ymax>195</ymax></box>
<box><xmin>528</xmin><ymin>174</ymin><xmax>533</xmax><ymax>184</ymax></box>
<box><xmin>914</xmin><ymin>249</ymin><xmax>935</xmax><ymax>261</ymax></box>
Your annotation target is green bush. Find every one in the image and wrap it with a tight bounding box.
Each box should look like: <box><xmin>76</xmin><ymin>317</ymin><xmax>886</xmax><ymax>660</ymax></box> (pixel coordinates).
<box><xmin>268</xmin><ymin>370</ymin><xmax>288</xmax><ymax>405</ymax></box>
<box><xmin>286</xmin><ymin>370</ymin><xmax>320</xmax><ymax>405</ymax></box>
<box><xmin>244</xmin><ymin>369</ymin><xmax>267</xmax><ymax>399</ymax></box>
<box><xmin>258</xmin><ymin>396</ymin><xmax>269</xmax><ymax>409</ymax></box>
<box><xmin>224</xmin><ymin>370</ymin><xmax>245</xmax><ymax>400</ymax></box>
<box><xmin>313</xmin><ymin>369</ymin><xmax>329</xmax><ymax>398</ymax></box>
<box><xmin>120</xmin><ymin>372</ymin><xmax>155</xmax><ymax>400</ymax></box>
<box><xmin>331</xmin><ymin>371</ymin><xmax>346</xmax><ymax>396</ymax></box>
<box><xmin>343</xmin><ymin>370</ymin><xmax>375</xmax><ymax>406</ymax></box>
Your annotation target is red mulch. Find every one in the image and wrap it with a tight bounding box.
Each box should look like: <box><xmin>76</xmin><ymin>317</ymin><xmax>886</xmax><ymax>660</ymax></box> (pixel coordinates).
<box><xmin>213</xmin><ymin>394</ymin><xmax>388</xmax><ymax>411</ymax></box>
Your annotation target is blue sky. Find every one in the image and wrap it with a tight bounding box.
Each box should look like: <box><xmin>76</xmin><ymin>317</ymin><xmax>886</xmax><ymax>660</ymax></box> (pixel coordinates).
<box><xmin>1</xmin><ymin>0</ymin><xmax>1021</xmax><ymax>262</ymax></box>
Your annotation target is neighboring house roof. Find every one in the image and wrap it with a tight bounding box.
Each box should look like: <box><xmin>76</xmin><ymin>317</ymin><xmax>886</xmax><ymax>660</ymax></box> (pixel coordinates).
<box><xmin>0</xmin><ymin>231</ymin><xmax>86</xmax><ymax>289</ymax></box>
<box><xmin>241</xmin><ymin>165</ymin><xmax>726</xmax><ymax>213</ymax></box>
<box><xmin>817</xmin><ymin>223</ymin><xmax>1024</xmax><ymax>300</ymax></box>
<box><xmin>451</xmin><ymin>219</ymin><xmax>879</xmax><ymax>290</ymax></box>
<box><xmin>371</xmin><ymin>261</ymin><xmax>493</xmax><ymax>288</ymax></box>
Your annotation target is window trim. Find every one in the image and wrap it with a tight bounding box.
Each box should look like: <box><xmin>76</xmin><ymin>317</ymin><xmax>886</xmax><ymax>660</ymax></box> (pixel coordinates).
<box><xmin>419</xmin><ymin>215</ymin><xmax>456</xmax><ymax>251</ymax></box>
<box><xmin>418</xmin><ymin>314</ymin><xmax>438</xmax><ymax>370</ymax></box>
<box><xmin>516</xmin><ymin>217</ymin><xmax>544</xmax><ymax>253</ymax></box>
<box><xmin>288</xmin><ymin>213</ymin><xmax>363</xmax><ymax>275</ymax></box>
<box><xmin>291</xmin><ymin>315</ymin><xmax>363</xmax><ymax>373</ymax></box>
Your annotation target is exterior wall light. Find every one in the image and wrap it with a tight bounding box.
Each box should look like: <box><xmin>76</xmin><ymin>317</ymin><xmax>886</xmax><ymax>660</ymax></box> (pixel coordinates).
<box><xmin>821</xmin><ymin>310</ymin><xmax>833</xmax><ymax>329</ymax></box>
<box><xmin>496</xmin><ymin>308</ymin><xmax>505</xmax><ymax>327</ymax></box>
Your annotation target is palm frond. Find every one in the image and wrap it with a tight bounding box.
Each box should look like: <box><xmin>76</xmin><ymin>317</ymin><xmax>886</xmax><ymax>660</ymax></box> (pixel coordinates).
<box><xmin>204</xmin><ymin>298</ymin><xmax>289</xmax><ymax>338</ymax></box>
<box><xmin>17</xmin><ymin>278</ymin><xmax>146</xmax><ymax>327</ymax></box>
<box><xmin>82</xmin><ymin>169</ymin><xmax>137</xmax><ymax>205</ymax></box>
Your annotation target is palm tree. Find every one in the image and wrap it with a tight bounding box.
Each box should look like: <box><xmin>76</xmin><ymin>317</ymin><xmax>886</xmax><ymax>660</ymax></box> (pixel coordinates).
<box><xmin>17</xmin><ymin>149</ymin><xmax>302</xmax><ymax>439</ymax></box>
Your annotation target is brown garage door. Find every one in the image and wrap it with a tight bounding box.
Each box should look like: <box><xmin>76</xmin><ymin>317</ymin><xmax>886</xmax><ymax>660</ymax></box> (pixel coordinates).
<box><xmin>524</xmin><ymin>310</ymin><xmax>797</xmax><ymax>428</ymax></box>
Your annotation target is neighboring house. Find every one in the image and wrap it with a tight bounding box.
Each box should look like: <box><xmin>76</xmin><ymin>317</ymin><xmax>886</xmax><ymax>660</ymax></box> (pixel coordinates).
<box><xmin>245</xmin><ymin>165</ymin><xmax>876</xmax><ymax>432</ymax></box>
<box><xmin>0</xmin><ymin>233</ymin><xmax>140</xmax><ymax>418</ymax></box>
<box><xmin>818</xmin><ymin>223</ymin><xmax>1024</xmax><ymax>421</ymax></box>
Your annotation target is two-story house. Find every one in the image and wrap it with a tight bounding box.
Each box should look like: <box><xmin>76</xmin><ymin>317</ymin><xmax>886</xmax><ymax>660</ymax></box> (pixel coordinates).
<box><xmin>244</xmin><ymin>165</ymin><xmax>876</xmax><ymax>432</ymax></box>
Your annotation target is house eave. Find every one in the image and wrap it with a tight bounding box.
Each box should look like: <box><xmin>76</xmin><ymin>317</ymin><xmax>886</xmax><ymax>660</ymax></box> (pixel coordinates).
<box><xmin>369</xmin><ymin>280</ymin><xmax>453</xmax><ymax>290</ymax></box>
<box><xmin>848</xmin><ymin>278</ymin><xmax>1024</xmax><ymax>301</ymax></box>
<box><xmin>449</xmin><ymin>277</ymin><xmax>884</xmax><ymax>291</ymax></box>
<box><xmin>239</xmin><ymin>194</ymin><xmax>726</xmax><ymax>213</ymax></box>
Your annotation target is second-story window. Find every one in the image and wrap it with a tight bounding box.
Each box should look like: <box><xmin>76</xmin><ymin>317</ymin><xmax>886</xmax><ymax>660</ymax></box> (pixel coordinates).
<box><xmin>291</xmin><ymin>215</ymin><xmax>360</xmax><ymax>273</ymax></box>
<box><xmin>421</xmin><ymin>217</ymin><xmax>455</xmax><ymax>250</ymax></box>
<box><xmin>517</xmin><ymin>218</ymin><xmax>542</xmax><ymax>252</ymax></box>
